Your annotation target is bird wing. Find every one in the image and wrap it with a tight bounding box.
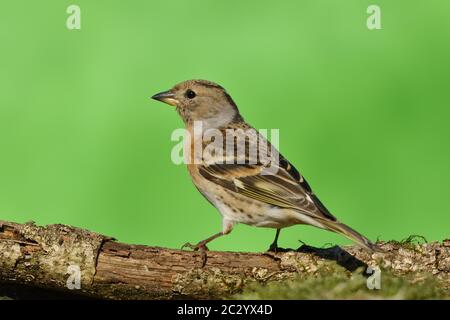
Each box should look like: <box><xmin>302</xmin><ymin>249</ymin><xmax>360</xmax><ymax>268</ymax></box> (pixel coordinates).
<box><xmin>198</xmin><ymin>154</ymin><xmax>337</xmax><ymax>222</ymax></box>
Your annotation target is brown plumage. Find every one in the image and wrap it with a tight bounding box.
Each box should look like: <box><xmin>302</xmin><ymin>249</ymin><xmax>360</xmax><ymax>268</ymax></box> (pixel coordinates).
<box><xmin>152</xmin><ymin>79</ymin><xmax>378</xmax><ymax>265</ymax></box>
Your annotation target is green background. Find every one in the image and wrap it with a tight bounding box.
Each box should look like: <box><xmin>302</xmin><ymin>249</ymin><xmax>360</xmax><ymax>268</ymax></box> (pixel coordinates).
<box><xmin>1</xmin><ymin>1</ymin><xmax>449</xmax><ymax>252</ymax></box>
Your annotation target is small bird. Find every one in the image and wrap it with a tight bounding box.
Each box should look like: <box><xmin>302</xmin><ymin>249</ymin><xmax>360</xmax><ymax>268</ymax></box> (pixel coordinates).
<box><xmin>152</xmin><ymin>79</ymin><xmax>377</xmax><ymax>264</ymax></box>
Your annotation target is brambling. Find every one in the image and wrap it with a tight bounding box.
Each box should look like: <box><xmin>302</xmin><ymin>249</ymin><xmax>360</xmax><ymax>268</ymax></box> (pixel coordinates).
<box><xmin>152</xmin><ymin>80</ymin><xmax>377</xmax><ymax>265</ymax></box>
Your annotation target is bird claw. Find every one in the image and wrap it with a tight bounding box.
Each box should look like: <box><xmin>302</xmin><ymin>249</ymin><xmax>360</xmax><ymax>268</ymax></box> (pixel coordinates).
<box><xmin>181</xmin><ymin>242</ymin><xmax>195</xmax><ymax>250</ymax></box>
<box><xmin>181</xmin><ymin>241</ymin><xmax>209</xmax><ymax>267</ymax></box>
<box><xmin>181</xmin><ymin>242</ymin><xmax>209</xmax><ymax>251</ymax></box>
<box><xmin>267</xmin><ymin>243</ymin><xmax>291</xmax><ymax>253</ymax></box>
<box><xmin>267</xmin><ymin>243</ymin><xmax>279</xmax><ymax>253</ymax></box>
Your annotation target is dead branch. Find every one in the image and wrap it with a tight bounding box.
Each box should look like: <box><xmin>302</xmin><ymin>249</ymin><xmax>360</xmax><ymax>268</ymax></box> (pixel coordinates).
<box><xmin>0</xmin><ymin>220</ymin><xmax>448</xmax><ymax>299</ymax></box>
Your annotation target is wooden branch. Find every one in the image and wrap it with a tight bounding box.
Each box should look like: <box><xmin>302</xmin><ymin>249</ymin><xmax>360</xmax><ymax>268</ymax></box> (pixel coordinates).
<box><xmin>0</xmin><ymin>220</ymin><xmax>448</xmax><ymax>299</ymax></box>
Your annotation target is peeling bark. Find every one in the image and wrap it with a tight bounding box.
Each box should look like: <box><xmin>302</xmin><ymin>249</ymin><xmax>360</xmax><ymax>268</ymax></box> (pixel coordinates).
<box><xmin>0</xmin><ymin>220</ymin><xmax>448</xmax><ymax>299</ymax></box>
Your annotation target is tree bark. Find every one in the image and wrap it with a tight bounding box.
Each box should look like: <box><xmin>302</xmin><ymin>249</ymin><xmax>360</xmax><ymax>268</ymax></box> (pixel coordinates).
<box><xmin>0</xmin><ymin>220</ymin><xmax>448</xmax><ymax>299</ymax></box>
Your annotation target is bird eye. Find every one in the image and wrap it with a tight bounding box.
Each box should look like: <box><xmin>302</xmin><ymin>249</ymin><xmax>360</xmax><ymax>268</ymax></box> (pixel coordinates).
<box><xmin>185</xmin><ymin>89</ymin><xmax>196</xmax><ymax>99</ymax></box>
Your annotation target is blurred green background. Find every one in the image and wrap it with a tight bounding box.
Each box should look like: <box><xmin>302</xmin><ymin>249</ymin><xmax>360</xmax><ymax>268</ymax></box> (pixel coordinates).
<box><xmin>1</xmin><ymin>1</ymin><xmax>449</xmax><ymax>252</ymax></box>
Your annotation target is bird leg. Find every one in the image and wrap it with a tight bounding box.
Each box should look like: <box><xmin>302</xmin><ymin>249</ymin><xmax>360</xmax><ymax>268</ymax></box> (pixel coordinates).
<box><xmin>181</xmin><ymin>232</ymin><xmax>224</xmax><ymax>267</ymax></box>
<box><xmin>268</xmin><ymin>228</ymin><xmax>281</xmax><ymax>252</ymax></box>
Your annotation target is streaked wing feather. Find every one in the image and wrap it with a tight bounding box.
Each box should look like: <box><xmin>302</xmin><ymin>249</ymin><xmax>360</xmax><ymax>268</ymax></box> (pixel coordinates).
<box><xmin>198</xmin><ymin>157</ymin><xmax>336</xmax><ymax>221</ymax></box>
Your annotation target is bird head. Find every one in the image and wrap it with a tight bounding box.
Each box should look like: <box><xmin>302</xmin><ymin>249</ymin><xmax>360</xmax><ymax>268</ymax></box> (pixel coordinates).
<box><xmin>151</xmin><ymin>79</ymin><xmax>242</xmax><ymax>128</ymax></box>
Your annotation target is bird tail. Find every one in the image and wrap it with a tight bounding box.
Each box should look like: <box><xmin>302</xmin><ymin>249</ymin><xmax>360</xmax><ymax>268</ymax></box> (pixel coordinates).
<box><xmin>320</xmin><ymin>219</ymin><xmax>381</xmax><ymax>252</ymax></box>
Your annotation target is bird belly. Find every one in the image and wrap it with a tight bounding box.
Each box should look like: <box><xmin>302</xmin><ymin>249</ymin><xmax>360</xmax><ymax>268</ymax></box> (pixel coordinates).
<box><xmin>232</xmin><ymin>204</ymin><xmax>299</xmax><ymax>229</ymax></box>
<box><xmin>209</xmin><ymin>187</ymin><xmax>298</xmax><ymax>229</ymax></box>
<box><xmin>189</xmin><ymin>165</ymin><xmax>299</xmax><ymax>229</ymax></box>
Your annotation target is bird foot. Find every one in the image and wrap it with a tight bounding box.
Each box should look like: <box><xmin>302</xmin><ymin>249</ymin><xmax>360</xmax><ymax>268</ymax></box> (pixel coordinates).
<box><xmin>267</xmin><ymin>243</ymin><xmax>279</xmax><ymax>253</ymax></box>
<box><xmin>181</xmin><ymin>241</ymin><xmax>210</xmax><ymax>251</ymax></box>
<box><xmin>181</xmin><ymin>241</ymin><xmax>209</xmax><ymax>267</ymax></box>
<box><xmin>267</xmin><ymin>243</ymin><xmax>292</xmax><ymax>253</ymax></box>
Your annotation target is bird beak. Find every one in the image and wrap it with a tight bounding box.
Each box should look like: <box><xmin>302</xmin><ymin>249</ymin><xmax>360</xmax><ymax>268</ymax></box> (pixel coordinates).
<box><xmin>151</xmin><ymin>90</ymin><xmax>178</xmax><ymax>107</ymax></box>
